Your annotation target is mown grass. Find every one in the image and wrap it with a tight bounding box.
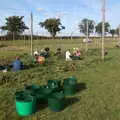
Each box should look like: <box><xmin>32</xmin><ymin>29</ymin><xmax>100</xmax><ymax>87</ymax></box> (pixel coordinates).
<box><xmin>0</xmin><ymin>38</ymin><xmax>120</xmax><ymax>120</ymax></box>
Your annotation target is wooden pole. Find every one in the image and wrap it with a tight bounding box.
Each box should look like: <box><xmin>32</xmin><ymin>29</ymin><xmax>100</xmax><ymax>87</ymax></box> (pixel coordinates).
<box><xmin>30</xmin><ymin>12</ymin><xmax>33</xmax><ymax>56</ymax></box>
<box><xmin>101</xmin><ymin>0</ymin><xmax>106</xmax><ymax>60</ymax></box>
<box><xmin>86</xmin><ymin>19</ymin><xmax>89</xmax><ymax>52</ymax></box>
<box><xmin>119</xmin><ymin>25</ymin><xmax>120</xmax><ymax>42</ymax></box>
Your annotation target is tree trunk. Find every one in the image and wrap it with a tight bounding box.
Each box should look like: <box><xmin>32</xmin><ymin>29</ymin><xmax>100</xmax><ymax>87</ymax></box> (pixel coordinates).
<box><xmin>52</xmin><ymin>33</ymin><xmax>56</xmax><ymax>40</ymax></box>
<box><xmin>52</xmin><ymin>36</ymin><xmax>55</xmax><ymax>40</ymax></box>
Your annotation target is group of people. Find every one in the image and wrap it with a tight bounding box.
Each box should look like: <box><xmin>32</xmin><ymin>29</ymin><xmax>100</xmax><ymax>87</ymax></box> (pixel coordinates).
<box><xmin>33</xmin><ymin>47</ymin><xmax>50</xmax><ymax>64</ymax></box>
<box><xmin>34</xmin><ymin>50</ymin><xmax>45</xmax><ymax>64</ymax></box>
<box><xmin>0</xmin><ymin>47</ymin><xmax>82</xmax><ymax>72</ymax></box>
<box><xmin>83</xmin><ymin>38</ymin><xmax>92</xmax><ymax>43</ymax></box>
<box><xmin>0</xmin><ymin>51</ymin><xmax>46</xmax><ymax>73</ymax></box>
<box><xmin>4</xmin><ymin>48</ymin><xmax>49</xmax><ymax>72</ymax></box>
<box><xmin>11</xmin><ymin>48</ymin><xmax>49</xmax><ymax>72</ymax></box>
<box><xmin>66</xmin><ymin>48</ymin><xmax>81</xmax><ymax>61</ymax></box>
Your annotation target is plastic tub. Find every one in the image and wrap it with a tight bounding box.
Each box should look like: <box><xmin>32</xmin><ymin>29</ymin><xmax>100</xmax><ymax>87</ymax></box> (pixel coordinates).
<box><xmin>48</xmin><ymin>91</ymin><xmax>65</xmax><ymax>112</ymax></box>
<box><xmin>63</xmin><ymin>84</ymin><xmax>76</xmax><ymax>96</ymax></box>
<box><xmin>63</xmin><ymin>77</ymin><xmax>77</xmax><ymax>86</ymax></box>
<box><xmin>47</xmin><ymin>80</ymin><xmax>61</xmax><ymax>91</ymax></box>
<box><xmin>25</xmin><ymin>84</ymin><xmax>40</xmax><ymax>93</ymax></box>
<box><xmin>36</xmin><ymin>86</ymin><xmax>52</xmax><ymax>100</ymax></box>
<box><xmin>15</xmin><ymin>91</ymin><xmax>36</xmax><ymax>116</ymax></box>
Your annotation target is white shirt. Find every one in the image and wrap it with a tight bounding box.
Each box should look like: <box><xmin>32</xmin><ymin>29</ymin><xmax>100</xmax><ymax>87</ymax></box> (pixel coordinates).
<box><xmin>66</xmin><ymin>51</ymin><xmax>72</xmax><ymax>61</ymax></box>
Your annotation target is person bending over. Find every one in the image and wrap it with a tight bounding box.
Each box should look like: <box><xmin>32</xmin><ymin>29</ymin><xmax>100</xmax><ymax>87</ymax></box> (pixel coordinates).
<box><xmin>12</xmin><ymin>56</ymin><xmax>23</xmax><ymax>71</ymax></box>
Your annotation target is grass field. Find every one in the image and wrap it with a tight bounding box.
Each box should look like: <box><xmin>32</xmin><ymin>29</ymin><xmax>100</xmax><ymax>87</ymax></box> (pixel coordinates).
<box><xmin>0</xmin><ymin>38</ymin><xmax>120</xmax><ymax>120</ymax></box>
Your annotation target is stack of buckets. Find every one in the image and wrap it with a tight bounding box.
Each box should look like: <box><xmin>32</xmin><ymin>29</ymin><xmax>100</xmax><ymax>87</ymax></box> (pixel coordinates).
<box><xmin>15</xmin><ymin>76</ymin><xmax>77</xmax><ymax>116</ymax></box>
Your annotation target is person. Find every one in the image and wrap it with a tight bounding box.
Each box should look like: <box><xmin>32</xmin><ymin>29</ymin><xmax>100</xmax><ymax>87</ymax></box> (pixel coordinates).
<box><xmin>104</xmin><ymin>49</ymin><xmax>108</xmax><ymax>56</ymax></box>
<box><xmin>83</xmin><ymin>38</ymin><xmax>87</xmax><ymax>43</ymax></box>
<box><xmin>0</xmin><ymin>65</ymin><xmax>7</xmax><ymax>73</ymax></box>
<box><xmin>75</xmin><ymin>50</ymin><xmax>81</xmax><ymax>57</ymax></box>
<box><xmin>66</xmin><ymin>49</ymin><xmax>72</xmax><ymax>61</ymax></box>
<box><xmin>44</xmin><ymin>47</ymin><xmax>50</xmax><ymax>58</ymax></box>
<box><xmin>88</xmin><ymin>38</ymin><xmax>92</xmax><ymax>43</ymax></box>
<box><xmin>40</xmin><ymin>49</ymin><xmax>47</xmax><ymax>58</ymax></box>
<box><xmin>56</xmin><ymin>48</ymin><xmax>61</xmax><ymax>55</ymax></box>
<box><xmin>34</xmin><ymin>50</ymin><xmax>39</xmax><ymax>56</ymax></box>
<box><xmin>37</xmin><ymin>55</ymin><xmax>45</xmax><ymax>64</ymax></box>
<box><xmin>12</xmin><ymin>56</ymin><xmax>23</xmax><ymax>71</ymax></box>
<box><xmin>34</xmin><ymin>53</ymin><xmax>39</xmax><ymax>63</ymax></box>
<box><xmin>73</xmin><ymin>48</ymin><xmax>76</xmax><ymax>55</ymax></box>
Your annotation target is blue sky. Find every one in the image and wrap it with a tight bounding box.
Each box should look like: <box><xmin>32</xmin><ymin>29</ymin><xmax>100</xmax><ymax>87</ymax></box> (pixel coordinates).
<box><xmin>0</xmin><ymin>0</ymin><xmax>120</xmax><ymax>36</ymax></box>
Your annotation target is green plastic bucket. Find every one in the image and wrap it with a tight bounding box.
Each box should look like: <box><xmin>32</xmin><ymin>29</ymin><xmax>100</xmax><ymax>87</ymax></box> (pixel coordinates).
<box><xmin>63</xmin><ymin>84</ymin><xmax>76</xmax><ymax>96</ymax></box>
<box><xmin>36</xmin><ymin>86</ymin><xmax>52</xmax><ymax>100</ymax></box>
<box><xmin>25</xmin><ymin>84</ymin><xmax>40</xmax><ymax>92</ymax></box>
<box><xmin>63</xmin><ymin>77</ymin><xmax>77</xmax><ymax>86</ymax></box>
<box><xmin>47</xmin><ymin>80</ymin><xmax>61</xmax><ymax>91</ymax></box>
<box><xmin>15</xmin><ymin>91</ymin><xmax>36</xmax><ymax>116</ymax></box>
<box><xmin>24</xmin><ymin>84</ymin><xmax>40</xmax><ymax>97</ymax></box>
<box><xmin>48</xmin><ymin>91</ymin><xmax>65</xmax><ymax>112</ymax></box>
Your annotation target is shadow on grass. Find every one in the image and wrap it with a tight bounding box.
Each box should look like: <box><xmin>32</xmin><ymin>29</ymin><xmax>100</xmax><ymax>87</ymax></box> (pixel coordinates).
<box><xmin>76</xmin><ymin>82</ymin><xmax>87</xmax><ymax>93</ymax></box>
<box><xmin>36</xmin><ymin>99</ymin><xmax>48</xmax><ymax>112</ymax></box>
<box><xmin>65</xmin><ymin>97</ymin><xmax>79</xmax><ymax>108</ymax></box>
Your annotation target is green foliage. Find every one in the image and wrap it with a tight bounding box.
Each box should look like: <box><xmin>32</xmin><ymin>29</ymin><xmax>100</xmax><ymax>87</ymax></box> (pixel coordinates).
<box><xmin>40</xmin><ymin>18</ymin><xmax>65</xmax><ymax>38</ymax></box>
<box><xmin>0</xmin><ymin>43</ymin><xmax>7</xmax><ymax>48</ymax></box>
<box><xmin>0</xmin><ymin>16</ymin><xmax>28</xmax><ymax>35</ymax></box>
<box><xmin>95</xmin><ymin>22</ymin><xmax>111</xmax><ymax>36</ymax></box>
<box><xmin>110</xmin><ymin>29</ymin><xmax>116</xmax><ymax>37</ymax></box>
<box><xmin>79</xmin><ymin>18</ymin><xmax>95</xmax><ymax>36</ymax></box>
<box><xmin>116</xmin><ymin>27</ymin><xmax>120</xmax><ymax>36</ymax></box>
<box><xmin>0</xmin><ymin>39</ymin><xmax>120</xmax><ymax>120</ymax></box>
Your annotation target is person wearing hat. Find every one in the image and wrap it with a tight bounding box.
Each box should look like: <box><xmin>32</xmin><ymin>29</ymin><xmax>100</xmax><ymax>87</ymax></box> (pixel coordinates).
<box><xmin>33</xmin><ymin>50</ymin><xmax>45</xmax><ymax>64</ymax></box>
<box><xmin>34</xmin><ymin>51</ymin><xmax>39</xmax><ymax>56</ymax></box>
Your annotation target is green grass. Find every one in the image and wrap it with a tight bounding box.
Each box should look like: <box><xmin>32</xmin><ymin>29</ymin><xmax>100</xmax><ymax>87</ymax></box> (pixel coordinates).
<box><xmin>0</xmin><ymin>38</ymin><xmax>120</xmax><ymax>120</ymax></box>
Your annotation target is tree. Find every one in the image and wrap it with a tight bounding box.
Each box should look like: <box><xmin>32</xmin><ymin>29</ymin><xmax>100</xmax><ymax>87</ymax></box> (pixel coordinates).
<box><xmin>95</xmin><ymin>22</ymin><xmax>111</xmax><ymax>36</ymax></box>
<box><xmin>78</xmin><ymin>18</ymin><xmax>95</xmax><ymax>36</ymax></box>
<box><xmin>40</xmin><ymin>18</ymin><xmax>65</xmax><ymax>38</ymax></box>
<box><xmin>109</xmin><ymin>29</ymin><xmax>116</xmax><ymax>37</ymax></box>
<box><xmin>116</xmin><ymin>27</ymin><xmax>120</xmax><ymax>36</ymax></box>
<box><xmin>0</xmin><ymin>16</ymin><xmax>28</xmax><ymax>36</ymax></box>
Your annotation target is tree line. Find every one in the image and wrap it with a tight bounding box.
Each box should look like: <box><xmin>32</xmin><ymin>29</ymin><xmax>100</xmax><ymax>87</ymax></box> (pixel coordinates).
<box><xmin>0</xmin><ymin>16</ymin><xmax>119</xmax><ymax>39</ymax></box>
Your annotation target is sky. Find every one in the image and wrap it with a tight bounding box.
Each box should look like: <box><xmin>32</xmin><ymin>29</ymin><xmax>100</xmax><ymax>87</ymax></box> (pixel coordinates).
<box><xmin>0</xmin><ymin>0</ymin><xmax>120</xmax><ymax>36</ymax></box>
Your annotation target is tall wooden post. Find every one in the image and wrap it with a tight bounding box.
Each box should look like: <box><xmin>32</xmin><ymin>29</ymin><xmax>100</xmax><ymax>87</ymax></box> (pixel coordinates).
<box><xmin>30</xmin><ymin>12</ymin><xmax>33</xmax><ymax>56</ymax></box>
<box><xmin>101</xmin><ymin>0</ymin><xmax>106</xmax><ymax>60</ymax></box>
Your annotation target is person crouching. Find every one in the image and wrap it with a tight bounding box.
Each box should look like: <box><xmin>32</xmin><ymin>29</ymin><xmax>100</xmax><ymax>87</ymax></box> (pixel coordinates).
<box><xmin>66</xmin><ymin>49</ymin><xmax>72</xmax><ymax>61</ymax></box>
<box><xmin>12</xmin><ymin>56</ymin><xmax>23</xmax><ymax>71</ymax></box>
